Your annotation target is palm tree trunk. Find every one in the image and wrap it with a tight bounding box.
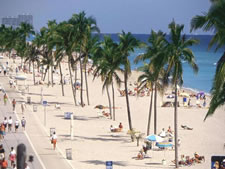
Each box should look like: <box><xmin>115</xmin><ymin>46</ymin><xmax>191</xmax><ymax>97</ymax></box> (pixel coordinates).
<box><xmin>79</xmin><ymin>52</ymin><xmax>84</xmax><ymax>107</ymax></box>
<box><xmin>106</xmin><ymin>85</ymin><xmax>112</xmax><ymax>119</ymax></box>
<box><xmin>59</xmin><ymin>62</ymin><xmax>64</xmax><ymax>96</ymax></box>
<box><xmin>124</xmin><ymin>72</ymin><xmax>133</xmax><ymax>134</ymax></box>
<box><xmin>43</xmin><ymin>67</ymin><xmax>48</xmax><ymax>81</ymax></box>
<box><xmin>154</xmin><ymin>85</ymin><xmax>157</xmax><ymax>135</ymax></box>
<box><xmin>112</xmin><ymin>80</ymin><xmax>116</xmax><ymax>121</ymax></box>
<box><xmin>74</xmin><ymin>64</ymin><xmax>78</xmax><ymax>106</ymax></box>
<box><xmin>51</xmin><ymin>65</ymin><xmax>54</xmax><ymax>87</ymax></box>
<box><xmin>68</xmin><ymin>58</ymin><xmax>77</xmax><ymax>106</ymax></box>
<box><xmin>84</xmin><ymin>63</ymin><xmax>90</xmax><ymax>105</ymax></box>
<box><xmin>48</xmin><ymin>68</ymin><xmax>50</xmax><ymax>86</ymax></box>
<box><xmin>174</xmin><ymin>82</ymin><xmax>178</xmax><ymax>168</ymax></box>
<box><xmin>147</xmin><ymin>84</ymin><xmax>154</xmax><ymax>135</ymax></box>
<box><xmin>29</xmin><ymin>61</ymin><xmax>31</xmax><ymax>72</ymax></box>
<box><xmin>32</xmin><ymin>62</ymin><xmax>35</xmax><ymax>85</ymax></box>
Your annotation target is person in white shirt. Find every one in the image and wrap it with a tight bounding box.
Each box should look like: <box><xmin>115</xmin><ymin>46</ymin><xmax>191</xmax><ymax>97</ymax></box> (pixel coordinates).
<box><xmin>3</xmin><ymin>117</ymin><xmax>7</xmax><ymax>129</ymax></box>
<box><xmin>8</xmin><ymin>117</ymin><xmax>13</xmax><ymax>132</ymax></box>
<box><xmin>14</xmin><ymin>120</ymin><xmax>19</xmax><ymax>132</ymax></box>
<box><xmin>159</xmin><ymin>128</ymin><xmax>166</xmax><ymax>138</ymax></box>
<box><xmin>51</xmin><ymin>132</ymin><xmax>57</xmax><ymax>150</ymax></box>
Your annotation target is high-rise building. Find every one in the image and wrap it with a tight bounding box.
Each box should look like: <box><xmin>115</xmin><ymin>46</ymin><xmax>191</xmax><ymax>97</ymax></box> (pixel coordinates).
<box><xmin>1</xmin><ymin>14</ymin><xmax>33</xmax><ymax>27</ymax></box>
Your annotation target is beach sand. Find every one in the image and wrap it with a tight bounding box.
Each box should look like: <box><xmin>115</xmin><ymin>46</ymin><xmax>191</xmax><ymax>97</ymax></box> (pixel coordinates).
<box><xmin>2</xmin><ymin>55</ymin><xmax>225</xmax><ymax>169</ymax></box>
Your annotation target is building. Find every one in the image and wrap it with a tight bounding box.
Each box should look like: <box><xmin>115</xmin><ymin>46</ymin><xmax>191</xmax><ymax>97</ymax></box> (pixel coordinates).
<box><xmin>1</xmin><ymin>14</ymin><xmax>33</xmax><ymax>27</ymax></box>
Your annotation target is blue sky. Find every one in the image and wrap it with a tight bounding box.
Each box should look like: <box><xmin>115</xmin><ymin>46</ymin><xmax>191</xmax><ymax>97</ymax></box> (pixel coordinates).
<box><xmin>0</xmin><ymin>0</ymin><xmax>211</xmax><ymax>34</ymax></box>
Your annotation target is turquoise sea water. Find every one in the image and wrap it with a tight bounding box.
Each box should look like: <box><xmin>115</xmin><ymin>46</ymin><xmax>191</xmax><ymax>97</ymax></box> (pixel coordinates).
<box><xmin>28</xmin><ymin>34</ymin><xmax>222</xmax><ymax>93</ymax></box>
<box><xmin>98</xmin><ymin>34</ymin><xmax>222</xmax><ymax>93</ymax></box>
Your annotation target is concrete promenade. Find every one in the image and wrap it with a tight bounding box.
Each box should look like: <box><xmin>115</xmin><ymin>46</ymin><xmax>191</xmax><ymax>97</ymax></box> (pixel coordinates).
<box><xmin>0</xmin><ymin>73</ymin><xmax>72</xmax><ymax>169</ymax></box>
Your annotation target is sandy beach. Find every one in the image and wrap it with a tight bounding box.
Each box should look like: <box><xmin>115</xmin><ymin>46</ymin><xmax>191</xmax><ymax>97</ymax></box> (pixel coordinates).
<box><xmin>1</xmin><ymin>54</ymin><xmax>225</xmax><ymax>169</ymax></box>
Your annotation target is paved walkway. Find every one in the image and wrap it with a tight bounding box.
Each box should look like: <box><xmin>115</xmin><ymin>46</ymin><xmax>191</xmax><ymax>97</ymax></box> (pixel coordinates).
<box><xmin>0</xmin><ymin>73</ymin><xmax>72</xmax><ymax>169</ymax></box>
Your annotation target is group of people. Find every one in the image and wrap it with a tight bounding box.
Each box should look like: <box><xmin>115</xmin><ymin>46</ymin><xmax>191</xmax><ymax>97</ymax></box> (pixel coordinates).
<box><xmin>173</xmin><ymin>153</ymin><xmax>205</xmax><ymax>166</ymax></box>
<box><xmin>0</xmin><ymin>144</ymin><xmax>30</xmax><ymax>169</ymax></box>
<box><xmin>0</xmin><ymin>116</ymin><xmax>26</xmax><ymax>140</ymax></box>
<box><xmin>110</xmin><ymin>123</ymin><xmax>123</xmax><ymax>132</ymax></box>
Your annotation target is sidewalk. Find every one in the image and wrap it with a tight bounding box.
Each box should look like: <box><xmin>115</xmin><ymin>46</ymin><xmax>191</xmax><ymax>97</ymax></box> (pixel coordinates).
<box><xmin>0</xmin><ymin>74</ymin><xmax>72</xmax><ymax>169</ymax></box>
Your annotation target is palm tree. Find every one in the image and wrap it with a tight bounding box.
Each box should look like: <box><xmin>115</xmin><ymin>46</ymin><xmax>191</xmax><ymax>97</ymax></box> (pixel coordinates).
<box><xmin>167</xmin><ymin>21</ymin><xmax>199</xmax><ymax>168</ymax></box>
<box><xmin>69</xmin><ymin>11</ymin><xmax>100</xmax><ymax>107</ymax></box>
<box><xmin>24</xmin><ymin>43</ymin><xmax>40</xmax><ymax>84</ymax></box>
<box><xmin>93</xmin><ymin>36</ymin><xmax>122</xmax><ymax>120</ymax></box>
<box><xmin>136</xmin><ymin>64</ymin><xmax>155</xmax><ymax>135</ymax></box>
<box><xmin>118</xmin><ymin>31</ymin><xmax>141</xmax><ymax>134</ymax></box>
<box><xmin>191</xmin><ymin>0</ymin><xmax>225</xmax><ymax>120</ymax></box>
<box><xmin>135</xmin><ymin>30</ymin><xmax>168</xmax><ymax>135</ymax></box>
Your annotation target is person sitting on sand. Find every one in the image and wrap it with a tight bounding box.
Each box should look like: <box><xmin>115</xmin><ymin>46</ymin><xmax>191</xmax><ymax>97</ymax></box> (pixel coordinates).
<box><xmin>110</xmin><ymin>125</ymin><xmax>122</xmax><ymax>132</ymax></box>
<box><xmin>194</xmin><ymin>152</ymin><xmax>205</xmax><ymax>163</ymax></box>
<box><xmin>185</xmin><ymin>156</ymin><xmax>194</xmax><ymax>166</ymax></box>
<box><xmin>119</xmin><ymin>122</ymin><xmax>123</xmax><ymax>130</ymax></box>
<box><xmin>167</xmin><ymin>126</ymin><xmax>173</xmax><ymax>134</ymax></box>
<box><xmin>137</xmin><ymin>150</ymin><xmax>144</xmax><ymax>160</ymax></box>
<box><xmin>159</xmin><ymin>128</ymin><xmax>166</xmax><ymax>138</ymax></box>
<box><xmin>102</xmin><ymin>111</ymin><xmax>110</xmax><ymax>117</ymax></box>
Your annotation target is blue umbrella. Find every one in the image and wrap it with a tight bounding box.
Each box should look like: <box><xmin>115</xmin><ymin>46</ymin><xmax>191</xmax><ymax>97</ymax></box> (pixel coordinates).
<box><xmin>146</xmin><ymin>135</ymin><xmax>163</xmax><ymax>142</ymax></box>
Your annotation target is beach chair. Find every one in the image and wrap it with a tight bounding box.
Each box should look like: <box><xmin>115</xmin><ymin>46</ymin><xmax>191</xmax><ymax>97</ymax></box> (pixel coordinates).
<box><xmin>97</xmin><ymin>112</ymin><xmax>104</xmax><ymax>118</ymax></box>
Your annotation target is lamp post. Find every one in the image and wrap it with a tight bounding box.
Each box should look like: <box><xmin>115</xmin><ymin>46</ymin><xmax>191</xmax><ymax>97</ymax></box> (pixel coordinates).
<box><xmin>70</xmin><ymin>113</ymin><xmax>74</xmax><ymax>140</ymax></box>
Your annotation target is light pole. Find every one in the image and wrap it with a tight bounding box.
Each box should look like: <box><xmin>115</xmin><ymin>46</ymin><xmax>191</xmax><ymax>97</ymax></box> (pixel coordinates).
<box><xmin>70</xmin><ymin>112</ymin><xmax>74</xmax><ymax>140</ymax></box>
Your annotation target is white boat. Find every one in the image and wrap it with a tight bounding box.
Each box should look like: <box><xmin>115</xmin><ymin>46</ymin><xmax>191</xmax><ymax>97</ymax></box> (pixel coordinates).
<box><xmin>15</xmin><ymin>74</ymin><xmax>27</xmax><ymax>80</ymax></box>
<box><xmin>0</xmin><ymin>56</ymin><xmax>3</xmax><ymax>59</ymax></box>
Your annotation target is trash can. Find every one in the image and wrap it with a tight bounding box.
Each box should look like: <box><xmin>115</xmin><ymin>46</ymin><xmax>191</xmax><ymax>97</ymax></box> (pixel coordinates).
<box><xmin>66</xmin><ymin>148</ymin><xmax>72</xmax><ymax>160</ymax></box>
<box><xmin>64</xmin><ymin>112</ymin><xmax>72</xmax><ymax>119</ymax></box>
<box><xmin>50</xmin><ymin>128</ymin><xmax>55</xmax><ymax>137</ymax></box>
<box><xmin>162</xmin><ymin>159</ymin><xmax>167</xmax><ymax>165</ymax></box>
<box><xmin>33</xmin><ymin>105</ymin><xmax>37</xmax><ymax>112</ymax></box>
<box><xmin>27</xmin><ymin>96</ymin><xmax>31</xmax><ymax>104</ymax></box>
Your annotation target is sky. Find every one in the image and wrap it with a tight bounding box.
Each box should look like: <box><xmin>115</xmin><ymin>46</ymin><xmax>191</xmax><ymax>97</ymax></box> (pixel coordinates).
<box><xmin>0</xmin><ymin>0</ymin><xmax>212</xmax><ymax>34</ymax></box>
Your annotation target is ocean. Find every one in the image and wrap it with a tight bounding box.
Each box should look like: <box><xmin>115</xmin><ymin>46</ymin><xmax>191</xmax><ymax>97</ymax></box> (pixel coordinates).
<box><xmin>98</xmin><ymin>34</ymin><xmax>222</xmax><ymax>94</ymax></box>
<box><xmin>28</xmin><ymin>34</ymin><xmax>222</xmax><ymax>93</ymax></box>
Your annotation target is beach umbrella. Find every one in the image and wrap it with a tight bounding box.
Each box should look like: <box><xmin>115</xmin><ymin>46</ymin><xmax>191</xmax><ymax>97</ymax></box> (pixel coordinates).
<box><xmin>146</xmin><ymin>135</ymin><xmax>163</xmax><ymax>142</ymax></box>
<box><xmin>15</xmin><ymin>74</ymin><xmax>27</xmax><ymax>81</ymax></box>
<box><xmin>156</xmin><ymin>142</ymin><xmax>173</xmax><ymax>148</ymax></box>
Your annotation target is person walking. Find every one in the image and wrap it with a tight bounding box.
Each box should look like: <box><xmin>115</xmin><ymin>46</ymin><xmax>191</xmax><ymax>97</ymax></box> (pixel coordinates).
<box><xmin>1</xmin><ymin>158</ymin><xmax>8</xmax><ymax>169</ymax></box>
<box><xmin>9</xmin><ymin>147</ymin><xmax>16</xmax><ymax>166</ymax></box>
<box><xmin>21</xmin><ymin>117</ymin><xmax>26</xmax><ymax>130</ymax></box>
<box><xmin>3</xmin><ymin>117</ymin><xmax>7</xmax><ymax>129</ymax></box>
<box><xmin>0</xmin><ymin>124</ymin><xmax>5</xmax><ymax>140</ymax></box>
<box><xmin>8</xmin><ymin>117</ymin><xmax>13</xmax><ymax>132</ymax></box>
<box><xmin>14</xmin><ymin>120</ymin><xmax>19</xmax><ymax>132</ymax></box>
<box><xmin>12</xmin><ymin>99</ymin><xmax>16</xmax><ymax>112</ymax></box>
<box><xmin>51</xmin><ymin>132</ymin><xmax>57</xmax><ymax>150</ymax></box>
<box><xmin>3</xmin><ymin>94</ymin><xmax>8</xmax><ymax>105</ymax></box>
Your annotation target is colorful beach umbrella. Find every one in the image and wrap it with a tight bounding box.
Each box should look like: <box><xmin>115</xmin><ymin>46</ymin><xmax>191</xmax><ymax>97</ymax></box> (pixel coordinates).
<box><xmin>146</xmin><ymin>135</ymin><xmax>163</xmax><ymax>142</ymax></box>
<box><xmin>156</xmin><ymin>142</ymin><xmax>173</xmax><ymax>148</ymax></box>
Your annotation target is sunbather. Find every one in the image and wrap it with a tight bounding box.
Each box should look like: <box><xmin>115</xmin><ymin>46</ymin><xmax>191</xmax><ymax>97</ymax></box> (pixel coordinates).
<box><xmin>181</xmin><ymin>125</ymin><xmax>193</xmax><ymax>130</ymax></box>
<box><xmin>194</xmin><ymin>152</ymin><xmax>205</xmax><ymax>163</ymax></box>
<box><xmin>110</xmin><ymin>125</ymin><xmax>122</xmax><ymax>132</ymax></box>
<box><xmin>102</xmin><ymin>111</ymin><xmax>110</xmax><ymax>117</ymax></box>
